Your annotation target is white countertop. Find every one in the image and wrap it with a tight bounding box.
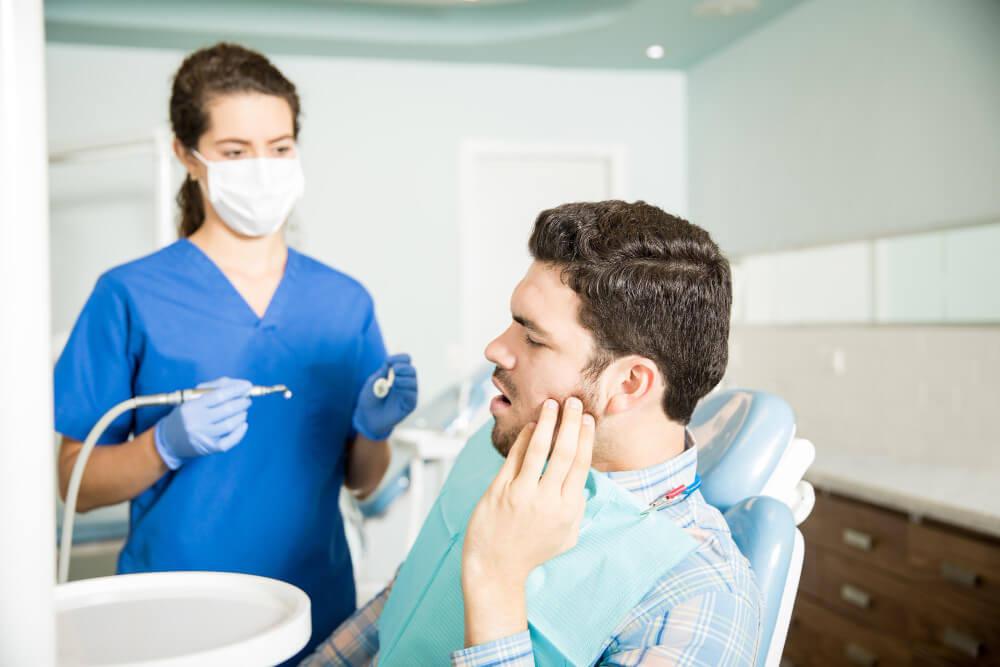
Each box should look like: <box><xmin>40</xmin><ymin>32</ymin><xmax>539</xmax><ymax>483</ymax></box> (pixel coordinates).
<box><xmin>805</xmin><ymin>451</ymin><xmax>1000</xmax><ymax>539</ymax></box>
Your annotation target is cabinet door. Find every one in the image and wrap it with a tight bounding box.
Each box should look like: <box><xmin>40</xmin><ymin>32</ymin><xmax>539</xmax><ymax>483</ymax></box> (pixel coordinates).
<box><xmin>802</xmin><ymin>493</ymin><xmax>909</xmax><ymax>573</ymax></box>
<box><xmin>800</xmin><ymin>545</ymin><xmax>909</xmax><ymax>636</ymax></box>
<box><xmin>908</xmin><ymin>595</ymin><xmax>1000</xmax><ymax>666</ymax></box>
<box><xmin>908</xmin><ymin>520</ymin><xmax>1000</xmax><ymax>611</ymax></box>
<box><xmin>790</xmin><ymin>595</ymin><xmax>911</xmax><ymax>667</ymax></box>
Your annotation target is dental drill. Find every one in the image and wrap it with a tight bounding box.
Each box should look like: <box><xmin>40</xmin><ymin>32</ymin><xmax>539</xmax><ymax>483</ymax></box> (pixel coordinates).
<box><xmin>58</xmin><ymin>384</ymin><xmax>292</xmax><ymax>585</ymax></box>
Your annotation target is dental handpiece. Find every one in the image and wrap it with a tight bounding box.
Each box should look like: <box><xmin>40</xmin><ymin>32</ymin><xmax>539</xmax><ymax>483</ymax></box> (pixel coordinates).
<box><xmin>131</xmin><ymin>384</ymin><xmax>293</xmax><ymax>407</ymax></box>
<box><xmin>184</xmin><ymin>384</ymin><xmax>293</xmax><ymax>401</ymax></box>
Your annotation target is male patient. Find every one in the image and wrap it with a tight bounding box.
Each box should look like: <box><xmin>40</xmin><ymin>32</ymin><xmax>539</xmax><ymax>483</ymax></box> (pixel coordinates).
<box><xmin>304</xmin><ymin>201</ymin><xmax>761</xmax><ymax>666</ymax></box>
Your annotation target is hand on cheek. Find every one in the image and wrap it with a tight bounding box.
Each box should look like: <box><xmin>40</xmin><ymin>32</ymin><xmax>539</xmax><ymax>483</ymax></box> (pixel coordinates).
<box><xmin>461</xmin><ymin>396</ymin><xmax>595</xmax><ymax>646</ymax></box>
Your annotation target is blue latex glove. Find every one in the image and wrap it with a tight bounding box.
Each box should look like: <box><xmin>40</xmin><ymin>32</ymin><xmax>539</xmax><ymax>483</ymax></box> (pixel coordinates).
<box><xmin>154</xmin><ymin>377</ymin><xmax>253</xmax><ymax>470</ymax></box>
<box><xmin>352</xmin><ymin>354</ymin><xmax>418</xmax><ymax>441</ymax></box>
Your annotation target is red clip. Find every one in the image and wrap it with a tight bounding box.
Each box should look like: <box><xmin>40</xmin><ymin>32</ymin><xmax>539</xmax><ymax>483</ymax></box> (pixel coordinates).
<box><xmin>662</xmin><ymin>483</ymin><xmax>687</xmax><ymax>501</ymax></box>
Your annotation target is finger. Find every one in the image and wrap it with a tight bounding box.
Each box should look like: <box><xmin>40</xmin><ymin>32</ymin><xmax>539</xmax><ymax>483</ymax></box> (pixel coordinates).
<box><xmin>563</xmin><ymin>413</ymin><xmax>595</xmax><ymax>496</ymax></box>
<box><xmin>540</xmin><ymin>397</ymin><xmax>584</xmax><ymax>490</ymax></box>
<box><xmin>516</xmin><ymin>399</ymin><xmax>559</xmax><ymax>485</ymax></box>
<box><xmin>385</xmin><ymin>353</ymin><xmax>411</xmax><ymax>366</ymax></box>
<box><xmin>207</xmin><ymin>397</ymin><xmax>252</xmax><ymax>421</ymax></box>
<box><xmin>391</xmin><ymin>377</ymin><xmax>418</xmax><ymax>391</ymax></box>
<box><xmin>215</xmin><ymin>421</ymin><xmax>249</xmax><ymax>452</ymax></box>
<box><xmin>390</xmin><ymin>364</ymin><xmax>416</xmax><ymax>378</ymax></box>
<box><xmin>203</xmin><ymin>379</ymin><xmax>252</xmax><ymax>406</ymax></box>
<box><xmin>197</xmin><ymin>376</ymin><xmax>231</xmax><ymax>390</ymax></box>
<box><xmin>206</xmin><ymin>411</ymin><xmax>247</xmax><ymax>437</ymax></box>
<box><xmin>495</xmin><ymin>422</ymin><xmax>535</xmax><ymax>484</ymax></box>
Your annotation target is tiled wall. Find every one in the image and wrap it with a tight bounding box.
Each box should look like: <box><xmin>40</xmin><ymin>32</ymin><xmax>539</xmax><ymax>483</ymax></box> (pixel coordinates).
<box><xmin>725</xmin><ymin>326</ymin><xmax>1000</xmax><ymax>468</ymax></box>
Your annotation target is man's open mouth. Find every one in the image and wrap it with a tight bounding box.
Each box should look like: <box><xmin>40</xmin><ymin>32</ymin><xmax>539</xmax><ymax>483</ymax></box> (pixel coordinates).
<box><xmin>491</xmin><ymin>377</ymin><xmax>513</xmax><ymax>411</ymax></box>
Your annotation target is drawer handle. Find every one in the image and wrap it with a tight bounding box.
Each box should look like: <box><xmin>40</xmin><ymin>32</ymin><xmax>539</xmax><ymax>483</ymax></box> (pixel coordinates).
<box><xmin>941</xmin><ymin>561</ymin><xmax>980</xmax><ymax>588</ymax></box>
<box><xmin>844</xmin><ymin>642</ymin><xmax>878</xmax><ymax>667</ymax></box>
<box><xmin>942</xmin><ymin>626</ymin><xmax>982</xmax><ymax>659</ymax></box>
<box><xmin>840</xmin><ymin>584</ymin><xmax>872</xmax><ymax>609</ymax></box>
<box><xmin>843</xmin><ymin>528</ymin><xmax>874</xmax><ymax>552</ymax></box>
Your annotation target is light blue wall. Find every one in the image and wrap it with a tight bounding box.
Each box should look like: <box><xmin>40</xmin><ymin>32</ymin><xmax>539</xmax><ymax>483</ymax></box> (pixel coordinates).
<box><xmin>689</xmin><ymin>0</ymin><xmax>1000</xmax><ymax>256</ymax></box>
<box><xmin>695</xmin><ymin>0</ymin><xmax>1000</xmax><ymax>467</ymax></box>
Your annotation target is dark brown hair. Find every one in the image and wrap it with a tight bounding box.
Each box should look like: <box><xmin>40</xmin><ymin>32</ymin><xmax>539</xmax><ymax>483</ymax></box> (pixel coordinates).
<box><xmin>169</xmin><ymin>42</ymin><xmax>301</xmax><ymax>237</ymax></box>
<box><xmin>528</xmin><ymin>200</ymin><xmax>732</xmax><ymax>424</ymax></box>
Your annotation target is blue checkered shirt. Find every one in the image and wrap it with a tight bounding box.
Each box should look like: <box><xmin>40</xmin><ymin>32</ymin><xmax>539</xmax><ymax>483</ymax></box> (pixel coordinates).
<box><xmin>302</xmin><ymin>436</ymin><xmax>762</xmax><ymax>666</ymax></box>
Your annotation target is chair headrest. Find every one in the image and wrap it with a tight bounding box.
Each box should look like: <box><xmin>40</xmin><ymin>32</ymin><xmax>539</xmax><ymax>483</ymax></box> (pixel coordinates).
<box><xmin>690</xmin><ymin>389</ymin><xmax>796</xmax><ymax>512</ymax></box>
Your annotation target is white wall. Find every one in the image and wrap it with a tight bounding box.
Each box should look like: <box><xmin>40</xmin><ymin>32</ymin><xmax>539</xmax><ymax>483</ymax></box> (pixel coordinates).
<box><xmin>726</xmin><ymin>326</ymin><xmax>1000</xmax><ymax>469</ymax></box>
<box><xmin>46</xmin><ymin>43</ymin><xmax>687</xmax><ymax>400</ymax></box>
<box><xmin>689</xmin><ymin>0</ymin><xmax>1000</xmax><ymax>256</ymax></box>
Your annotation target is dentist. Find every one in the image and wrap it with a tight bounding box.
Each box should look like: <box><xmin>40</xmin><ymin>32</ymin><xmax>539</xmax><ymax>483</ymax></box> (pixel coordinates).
<box><xmin>53</xmin><ymin>43</ymin><xmax>417</xmax><ymax>660</ymax></box>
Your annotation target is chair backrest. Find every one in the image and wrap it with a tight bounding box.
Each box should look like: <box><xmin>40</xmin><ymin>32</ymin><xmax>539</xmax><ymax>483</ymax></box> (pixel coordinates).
<box><xmin>693</xmin><ymin>389</ymin><xmax>807</xmax><ymax>667</ymax></box>
<box><xmin>724</xmin><ymin>497</ymin><xmax>798</xmax><ymax>667</ymax></box>
<box><xmin>690</xmin><ymin>389</ymin><xmax>796</xmax><ymax>512</ymax></box>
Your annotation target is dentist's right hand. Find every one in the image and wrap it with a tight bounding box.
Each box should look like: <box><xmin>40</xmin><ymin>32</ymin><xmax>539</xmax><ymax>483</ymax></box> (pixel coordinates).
<box><xmin>153</xmin><ymin>377</ymin><xmax>253</xmax><ymax>470</ymax></box>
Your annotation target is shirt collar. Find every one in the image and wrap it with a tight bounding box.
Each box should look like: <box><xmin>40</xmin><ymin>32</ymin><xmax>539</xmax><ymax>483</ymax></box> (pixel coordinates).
<box><xmin>605</xmin><ymin>431</ymin><xmax>699</xmax><ymax>507</ymax></box>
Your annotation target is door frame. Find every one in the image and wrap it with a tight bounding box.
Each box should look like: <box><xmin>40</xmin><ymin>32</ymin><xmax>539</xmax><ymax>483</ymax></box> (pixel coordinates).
<box><xmin>456</xmin><ymin>139</ymin><xmax>627</xmax><ymax>373</ymax></box>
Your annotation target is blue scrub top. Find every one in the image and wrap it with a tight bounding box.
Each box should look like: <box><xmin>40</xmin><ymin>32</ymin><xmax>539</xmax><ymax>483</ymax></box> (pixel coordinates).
<box><xmin>54</xmin><ymin>239</ymin><xmax>387</xmax><ymax>657</ymax></box>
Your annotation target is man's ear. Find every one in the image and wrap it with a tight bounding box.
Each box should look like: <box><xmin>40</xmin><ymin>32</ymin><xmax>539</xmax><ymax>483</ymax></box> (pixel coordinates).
<box><xmin>604</xmin><ymin>356</ymin><xmax>660</xmax><ymax>415</ymax></box>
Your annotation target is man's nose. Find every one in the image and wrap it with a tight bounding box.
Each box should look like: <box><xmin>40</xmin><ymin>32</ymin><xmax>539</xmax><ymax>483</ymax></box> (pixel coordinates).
<box><xmin>484</xmin><ymin>328</ymin><xmax>515</xmax><ymax>369</ymax></box>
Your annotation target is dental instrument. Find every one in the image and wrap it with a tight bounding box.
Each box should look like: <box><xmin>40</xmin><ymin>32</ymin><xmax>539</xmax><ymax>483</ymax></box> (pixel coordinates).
<box><xmin>373</xmin><ymin>367</ymin><xmax>395</xmax><ymax>399</ymax></box>
<box><xmin>58</xmin><ymin>384</ymin><xmax>292</xmax><ymax>584</ymax></box>
<box><xmin>148</xmin><ymin>383</ymin><xmax>292</xmax><ymax>404</ymax></box>
<box><xmin>640</xmin><ymin>474</ymin><xmax>703</xmax><ymax>516</ymax></box>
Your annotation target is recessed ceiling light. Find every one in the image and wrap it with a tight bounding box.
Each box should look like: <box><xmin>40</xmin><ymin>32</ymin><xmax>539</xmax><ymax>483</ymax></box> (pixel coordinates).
<box><xmin>646</xmin><ymin>44</ymin><xmax>665</xmax><ymax>60</ymax></box>
<box><xmin>693</xmin><ymin>0</ymin><xmax>759</xmax><ymax>17</ymax></box>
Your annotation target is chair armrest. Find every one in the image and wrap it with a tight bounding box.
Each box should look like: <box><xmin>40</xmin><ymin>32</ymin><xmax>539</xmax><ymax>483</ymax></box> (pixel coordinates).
<box><xmin>760</xmin><ymin>438</ymin><xmax>815</xmax><ymax>514</ymax></box>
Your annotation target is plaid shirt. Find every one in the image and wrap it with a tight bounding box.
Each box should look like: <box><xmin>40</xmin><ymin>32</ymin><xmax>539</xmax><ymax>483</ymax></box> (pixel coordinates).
<box><xmin>302</xmin><ymin>437</ymin><xmax>762</xmax><ymax>666</ymax></box>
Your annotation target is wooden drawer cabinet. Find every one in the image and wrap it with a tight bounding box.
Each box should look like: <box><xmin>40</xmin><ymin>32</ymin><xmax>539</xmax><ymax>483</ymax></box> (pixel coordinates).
<box><xmin>800</xmin><ymin>492</ymin><xmax>909</xmax><ymax>572</ymax></box>
<box><xmin>800</xmin><ymin>546</ymin><xmax>910</xmax><ymax>636</ymax></box>
<box><xmin>909</xmin><ymin>595</ymin><xmax>1000</xmax><ymax>666</ymax></box>
<box><xmin>785</xmin><ymin>595</ymin><xmax>911</xmax><ymax>667</ymax></box>
<box><xmin>908</xmin><ymin>520</ymin><xmax>1000</xmax><ymax>611</ymax></box>
<box><xmin>787</xmin><ymin>491</ymin><xmax>1000</xmax><ymax>667</ymax></box>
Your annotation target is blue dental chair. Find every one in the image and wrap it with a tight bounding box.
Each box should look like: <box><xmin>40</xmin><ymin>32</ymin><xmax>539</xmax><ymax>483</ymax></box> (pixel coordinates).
<box><xmin>351</xmin><ymin>384</ymin><xmax>815</xmax><ymax>667</ymax></box>
<box><xmin>690</xmin><ymin>389</ymin><xmax>816</xmax><ymax>667</ymax></box>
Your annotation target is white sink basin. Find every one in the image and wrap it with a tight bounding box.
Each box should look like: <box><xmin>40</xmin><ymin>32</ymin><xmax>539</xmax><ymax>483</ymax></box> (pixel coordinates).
<box><xmin>56</xmin><ymin>572</ymin><xmax>310</xmax><ymax>666</ymax></box>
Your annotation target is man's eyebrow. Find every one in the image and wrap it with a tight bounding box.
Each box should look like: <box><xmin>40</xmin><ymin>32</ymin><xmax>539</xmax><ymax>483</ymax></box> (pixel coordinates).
<box><xmin>513</xmin><ymin>314</ymin><xmax>550</xmax><ymax>338</ymax></box>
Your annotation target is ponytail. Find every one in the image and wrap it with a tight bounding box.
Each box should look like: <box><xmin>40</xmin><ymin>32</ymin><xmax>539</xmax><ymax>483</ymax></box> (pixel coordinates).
<box><xmin>176</xmin><ymin>176</ymin><xmax>205</xmax><ymax>238</ymax></box>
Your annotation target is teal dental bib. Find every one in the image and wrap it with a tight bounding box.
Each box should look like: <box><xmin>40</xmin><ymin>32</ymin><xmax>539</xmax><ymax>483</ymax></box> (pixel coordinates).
<box><xmin>377</xmin><ymin>421</ymin><xmax>698</xmax><ymax>666</ymax></box>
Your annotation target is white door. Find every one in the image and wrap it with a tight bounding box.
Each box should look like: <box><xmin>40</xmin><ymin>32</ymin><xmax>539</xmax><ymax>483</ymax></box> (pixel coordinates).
<box><xmin>458</xmin><ymin>142</ymin><xmax>624</xmax><ymax>372</ymax></box>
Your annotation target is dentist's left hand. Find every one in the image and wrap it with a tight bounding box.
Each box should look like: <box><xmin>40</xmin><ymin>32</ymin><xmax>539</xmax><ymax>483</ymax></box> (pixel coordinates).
<box><xmin>352</xmin><ymin>354</ymin><xmax>419</xmax><ymax>441</ymax></box>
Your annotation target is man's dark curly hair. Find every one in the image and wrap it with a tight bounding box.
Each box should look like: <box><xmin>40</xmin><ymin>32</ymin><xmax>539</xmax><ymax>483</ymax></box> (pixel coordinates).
<box><xmin>528</xmin><ymin>200</ymin><xmax>731</xmax><ymax>424</ymax></box>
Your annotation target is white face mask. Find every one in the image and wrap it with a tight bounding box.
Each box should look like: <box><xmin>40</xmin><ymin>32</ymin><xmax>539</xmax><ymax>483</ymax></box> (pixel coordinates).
<box><xmin>193</xmin><ymin>150</ymin><xmax>305</xmax><ymax>238</ymax></box>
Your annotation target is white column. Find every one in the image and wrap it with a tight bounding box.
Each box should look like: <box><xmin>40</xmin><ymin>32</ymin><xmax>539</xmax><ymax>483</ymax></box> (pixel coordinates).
<box><xmin>0</xmin><ymin>0</ymin><xmax>57</xmax><ymax>664</ymax></box>
<box><xmin>153</xmin><ymin>124</ymin><xmax>176</xmax><ymax>248</ymax></box>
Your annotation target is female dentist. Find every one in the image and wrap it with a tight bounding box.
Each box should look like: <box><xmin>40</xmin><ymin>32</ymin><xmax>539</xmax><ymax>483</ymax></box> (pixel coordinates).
<box><xmin>53</xmin><ymin>43</ymin><xmax>417</xmax><ymax>659</ymax></box>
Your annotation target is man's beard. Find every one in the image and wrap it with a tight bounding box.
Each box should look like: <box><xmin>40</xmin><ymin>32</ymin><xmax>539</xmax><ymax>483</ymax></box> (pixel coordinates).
<box><xmin>490</xmin><ymin>369</ymin><xmax>601</xmax><ymax>458</ymax></box>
